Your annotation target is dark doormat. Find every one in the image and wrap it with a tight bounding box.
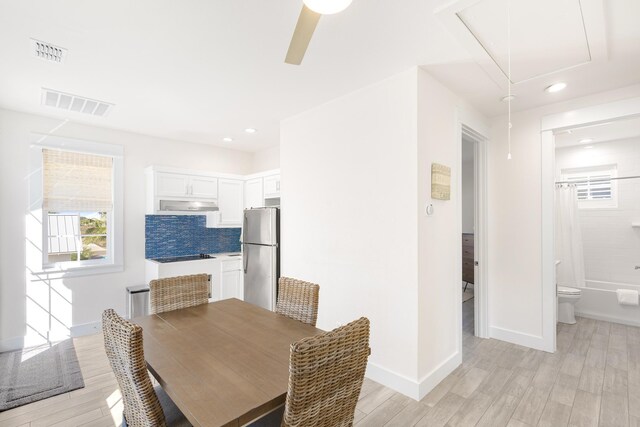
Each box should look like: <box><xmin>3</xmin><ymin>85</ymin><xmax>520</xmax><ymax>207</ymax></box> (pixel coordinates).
<box><xmin>0</xmin><ymin>339</ymin><xmax>85</xmax><ymax>411</ymax></box>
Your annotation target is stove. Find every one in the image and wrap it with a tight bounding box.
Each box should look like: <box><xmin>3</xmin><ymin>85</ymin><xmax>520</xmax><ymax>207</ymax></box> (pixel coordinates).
<box><xmin>152</xmin><ymin>253</ymin><xmax>216</xmax><ymax>263</ymax></box>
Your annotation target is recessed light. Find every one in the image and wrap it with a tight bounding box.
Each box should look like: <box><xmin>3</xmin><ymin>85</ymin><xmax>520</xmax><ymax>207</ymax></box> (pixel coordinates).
<box><xmin>579</xmin><ymin>138</ymin><xmax>593</xmax><ymax>144</ymax></box>
<box><xmin>244</xmin><ymin>128</ymin><xmax>257</xmax><ymax>134</ymax></box>
<box><xmin>545</xmin><ymin>82</ymin><xmax>567</xmax><ymax>93</ymax></box>
<box><xmin>584</xmin><ymin>146</ymin><xmax>593</xmax><ymax>149</ymax></box>
<box><xmin>501</xmin><ymin>95</ymin><xmax>516</xmax><ymax>102</ymax></box>
<box><xmin>222</xmin><ymin>137</ymin><xmax>233</xmax><ymax>142</ymax></box>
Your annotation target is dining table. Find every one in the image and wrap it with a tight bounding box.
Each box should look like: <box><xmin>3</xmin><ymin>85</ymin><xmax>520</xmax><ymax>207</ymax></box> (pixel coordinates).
<box><xmin>131</xmin><ymin>298</ymin><xmax>323</xmax><ymax>427</ymax></box>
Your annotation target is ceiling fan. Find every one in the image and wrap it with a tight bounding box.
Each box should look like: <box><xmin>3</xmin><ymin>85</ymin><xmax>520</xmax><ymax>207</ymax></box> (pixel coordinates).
<box><xmin>285</xmin><ymin>0</ymin><xmax>353</xmax><ymax>65</ymax></box>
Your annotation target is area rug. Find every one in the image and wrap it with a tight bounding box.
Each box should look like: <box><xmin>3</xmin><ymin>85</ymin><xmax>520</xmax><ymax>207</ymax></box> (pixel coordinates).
<box><xmin>0</xmin><ymin>339</ymin><xmax>84</xmax><ymax>411</ymax></box>
<box><xmin>463</xmin><ymin>290</ymin><xmax>474</xmax><ymax>302</ymax></box>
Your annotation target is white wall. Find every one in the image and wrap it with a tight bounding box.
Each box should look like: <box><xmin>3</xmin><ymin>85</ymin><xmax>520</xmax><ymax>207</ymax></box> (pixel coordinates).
<box><xmin>281</xmin><ymin>67</ymin><xmax>486</xmax><ymax>399</ymax></box>
<box><xmin>488</xmin><ymin>84</ymin><xmax>640</xmax><ymax>349</ymax></box>
<box><xmin>281</xmin><ymin>68</ymin><xmax>421</xmax><ymax>393</ymax></box>
<box><xmin>556</xmin><ymin>138</ymin><xmax>640</xmax><ymax>286</ymax></box>
<box><xmin>0</xmin><ymin>108</ymin><xmax>252</xmax><ymax>350</ymax></box>
<box><xmin>251</xmin><ymin>145</ymin><xmax>280</xmax><ymax>173</ymax></box>
<box><xmin>416</xmin><ymin>69</ymin><xmax>487</xmax><ymax>387</ymax></box>
<box><xmin>461</xmin><ymin>139</ymin><xmax>475</xmax><ymax>234</ymax></box>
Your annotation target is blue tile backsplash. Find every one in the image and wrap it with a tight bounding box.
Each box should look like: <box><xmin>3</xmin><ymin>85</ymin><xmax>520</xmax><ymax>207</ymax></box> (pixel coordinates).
<box><xmin>145</xmin><ymin>215</ymin><xmax>241</xmax><ymax>259</ymax></box>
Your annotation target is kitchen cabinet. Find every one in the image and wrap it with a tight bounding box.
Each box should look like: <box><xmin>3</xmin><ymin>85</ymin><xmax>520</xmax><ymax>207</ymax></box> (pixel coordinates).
<box><xmin>190</xmin><ymin>176</ymin><xmax>218</xmax><ymax>199</ymax></box>
<box><xmin>156</xmin><ymin>172</ymin><xmax>189</xmax><ymax>197</ymax></box>
<box><xmin>220</xmin><ymin>260</ymin><xmax>243</xmax><ymax>300</ymax></box>
<box><xmin>155</xmin><ymin>172</ymin><xmax>218</xmax><ymax>199</ymax></box>
<box><xmin>217</xmin><ymin>179</ymin><xmax>244</xmax><ymax>226</ymax></box>
<box><xmin>244</xmin><ymin>178</ymin><xmax>264</xmax><ymax>209</ymax></box>
<box><xmin>263</xmin><ymin>174</ymin><xmax>280</xmax><ymax>198</ymax></box>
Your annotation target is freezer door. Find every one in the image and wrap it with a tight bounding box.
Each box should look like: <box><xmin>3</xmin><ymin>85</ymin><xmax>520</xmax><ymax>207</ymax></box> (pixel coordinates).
<box><xmin>242</xmin><ymin>208</ymin><xmax>277</xmax><ymax>245</ymax></box>
<box><xmin>243</xmin><ymin>244</ymin><xmax>277</xmax><ymax>311</ymax></box>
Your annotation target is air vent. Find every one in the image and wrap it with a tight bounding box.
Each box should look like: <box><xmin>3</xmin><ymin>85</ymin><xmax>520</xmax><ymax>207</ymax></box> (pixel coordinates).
<box><xmin>41</xmin><ymin>88</ymin><xmax>114</xmax><ymax>117</ymax></box>
<box><xmin>31</xmin><ymin>38</ymin><xmax>67</xmax><ymax>63</ymax></box>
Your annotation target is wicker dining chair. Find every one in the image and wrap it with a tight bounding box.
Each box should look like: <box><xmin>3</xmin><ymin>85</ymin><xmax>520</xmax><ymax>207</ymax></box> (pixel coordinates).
<box><xmin>281</xmin><ymin>317</ymin><xmax>371</xmax><ymax>427</ymax></box>
<box><xmin>149</xmin><ymin>274</ymin><xmax>209</xmax><ymax>314</ymax></box>
<box><xmin>102</xmin><ymin>309</ymin><xmax>191</xmax><ymax>427</ymax></box>
<box><xmin>275</xmin><ymin>277</ymin><xmax>320</xmax><ymax>326</ymax></box>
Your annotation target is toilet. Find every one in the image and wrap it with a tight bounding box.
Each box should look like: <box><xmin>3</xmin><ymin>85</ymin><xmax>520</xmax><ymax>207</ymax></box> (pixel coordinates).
<box><xmin>557</xmin><ymin>286</ymin><xmax>582</xmax><ymax>324</ymax></box>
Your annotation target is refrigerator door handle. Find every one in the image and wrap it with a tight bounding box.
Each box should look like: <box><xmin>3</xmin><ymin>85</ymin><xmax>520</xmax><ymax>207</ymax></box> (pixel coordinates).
<box><xmin>241</xmin><ymin>211</ymin><xmax>247</xmax><ymax>243</ymax></box>
<box><xmin>243</xmin><ymin>243</ymin><xmax>249</xmax><ymax>274</ymax></box>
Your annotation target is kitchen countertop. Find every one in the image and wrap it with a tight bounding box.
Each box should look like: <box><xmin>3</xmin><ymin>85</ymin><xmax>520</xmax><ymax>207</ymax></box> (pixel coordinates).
<box><xmin>146</xmin><ymin>252</ymin><xmax>242</xmax><ymax>264</ymax></box>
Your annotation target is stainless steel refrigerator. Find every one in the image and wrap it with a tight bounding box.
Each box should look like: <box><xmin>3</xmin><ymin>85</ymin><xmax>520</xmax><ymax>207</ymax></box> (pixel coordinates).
<box><xmin>241</xmin><ymin>207</ymin><xmax>280</xmax><ymax>311</ymax></box>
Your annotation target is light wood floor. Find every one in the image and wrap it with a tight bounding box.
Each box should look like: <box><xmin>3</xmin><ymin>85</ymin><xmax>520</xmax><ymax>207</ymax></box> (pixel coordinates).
<box><xmin>1</xmin><ymin>300</ymin><xmax>638</xmax><ymax>427</ymax></box>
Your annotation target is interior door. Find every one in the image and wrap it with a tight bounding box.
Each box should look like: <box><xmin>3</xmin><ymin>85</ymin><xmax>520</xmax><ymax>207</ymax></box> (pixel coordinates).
<box><xmin>243</xmin><ymin>244</ymin><xmax>276</xmax><ymax>310</ymax></box>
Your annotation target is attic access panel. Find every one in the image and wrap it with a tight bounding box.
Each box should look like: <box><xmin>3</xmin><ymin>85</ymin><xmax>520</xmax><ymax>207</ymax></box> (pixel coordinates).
<box><xmin>457</xmin><ymin>0</ymin><xmax>591</xmax><ymax>84</ymax></box>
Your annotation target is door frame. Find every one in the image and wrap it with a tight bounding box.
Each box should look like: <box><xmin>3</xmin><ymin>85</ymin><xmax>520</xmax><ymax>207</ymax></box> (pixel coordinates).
<box><xmin>456</xmin><ymin>111</ymin><xmax>490</xmax><ymax>341</ymax></box>
<box><xmin>540</xmin><ymin>96</ymin><xmax>640</xmax><ymax>352</ymax></box>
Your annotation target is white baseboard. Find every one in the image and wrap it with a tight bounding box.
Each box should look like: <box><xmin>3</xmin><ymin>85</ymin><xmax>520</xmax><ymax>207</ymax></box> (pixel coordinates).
<box><xmin>365</xmin><ymin>362</ymin><xmax>422</xmax><ymax>400</ymax></box>
<box><xmin>0</xmin><ymin>336</ymin><xmax>25</xmax><ymax>353</ymax></box>
<box><xmin>490</xmin><ymin>326</ymin><xmax>552</xmax><ymax>352</ymax></box>
<box><xmin>417</xmin><ymin>351</ymin><xmax>461</xmax><ymax>400</ymax></box>
<box><xmin>0</xmin><ymin>321</ymin><xmax>102</xmax><ymax>353</ymax></box>
<box><xmin>576</xmin><ymin>310</ymin><xmax>640</xmax><ymax>327</ymax></box>
<box><xmin>365</xmin><ymin>351</ymin><xmax>461</xmax><ymax>401</ymax></box>
<box><xmin>70</xmin><ymin>321</ymin><xmax>102</xmax><ymax>337</ymax></box>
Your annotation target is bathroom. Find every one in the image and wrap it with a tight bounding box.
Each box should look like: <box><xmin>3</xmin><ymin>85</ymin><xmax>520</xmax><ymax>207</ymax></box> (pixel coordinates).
<box><xmin>554</xmin><ymin>116</ymin><xmax>640</xmax><ymax>326</ymax></box>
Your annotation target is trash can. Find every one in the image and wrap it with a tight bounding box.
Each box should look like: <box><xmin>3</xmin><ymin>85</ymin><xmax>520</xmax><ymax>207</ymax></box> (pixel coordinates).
<box><xmin>126</xmin><ymin>285</ymin><xmax>150</xmax><ymax>319</ymax></box>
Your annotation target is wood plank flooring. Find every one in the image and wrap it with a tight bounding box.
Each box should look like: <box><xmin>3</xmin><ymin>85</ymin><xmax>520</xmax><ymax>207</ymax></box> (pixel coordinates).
<box><xmin>0</xmin><ymin>299</ymin><xmax>638</xmax><ymax>426</ymax></box>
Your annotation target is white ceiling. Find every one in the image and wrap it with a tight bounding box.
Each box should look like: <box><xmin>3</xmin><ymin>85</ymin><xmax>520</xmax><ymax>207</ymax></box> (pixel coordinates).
<box><xmin>555</xmin><ymin>115</ymin><xmax>640</xmax><ymax>148</ymax></box>
<box><xmin>1</xmin><ymin>0</ymin><xmax>639</xmax><ymax>152</ymax></box>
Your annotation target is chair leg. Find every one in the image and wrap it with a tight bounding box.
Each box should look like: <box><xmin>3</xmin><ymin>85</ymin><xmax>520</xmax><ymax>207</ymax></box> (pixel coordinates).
<box><xmin>463</xmin><ymin>282</ymin><xmax>468</xmax><ymax>292</ymax></box>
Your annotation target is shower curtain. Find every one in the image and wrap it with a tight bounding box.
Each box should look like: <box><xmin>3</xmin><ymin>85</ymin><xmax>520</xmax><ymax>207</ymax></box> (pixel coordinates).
<box><xmin>555</xmin><ymin>185</ymin><xmax>586</xmax><ymax>288</ymax></box>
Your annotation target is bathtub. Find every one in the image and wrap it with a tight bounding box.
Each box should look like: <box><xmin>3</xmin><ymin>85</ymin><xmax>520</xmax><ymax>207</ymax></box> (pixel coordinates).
<box><xmin>574</xmin><ymin>280</ymin><xmax>640</xmax><ymax>327</ymax></box>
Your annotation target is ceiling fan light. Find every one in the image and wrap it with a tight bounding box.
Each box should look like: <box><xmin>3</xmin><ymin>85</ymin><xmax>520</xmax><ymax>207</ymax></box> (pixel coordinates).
<box><xmin>303</xmin><ymin>0</ymin><xmax>352</xmax><ymax>15</ymax></box>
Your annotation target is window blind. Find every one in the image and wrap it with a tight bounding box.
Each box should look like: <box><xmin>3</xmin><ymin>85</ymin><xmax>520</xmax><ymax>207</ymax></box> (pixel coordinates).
<box><xmin>567</xmin><ymin>174</ymin><xmax>613</xmax><ymax>200</ymax></box>
<box><xmin>43</xmin><ymin>149</ymin><xmax>113</xmax><ymax>212</ymax></box>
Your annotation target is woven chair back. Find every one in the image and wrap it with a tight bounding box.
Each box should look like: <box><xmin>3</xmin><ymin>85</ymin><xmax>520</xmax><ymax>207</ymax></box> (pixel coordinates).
<box><xmin>283</xmin><ymin>317</ymin><xmax>370</xmax><ymax>427</ymax></box>
<box><xmin>276</xmin><ymin>277</ymin><xmax>320</xmax><ymax>326</ymax></box>
<box><xmin>149</xmin><ymin>273</ymin><xmax>209</xmax><ymax>314</ymax></box>
<box><xmin>102</xmin><ymin>309</ymin><xmax>166</xmax><ymax>427</ymax></box>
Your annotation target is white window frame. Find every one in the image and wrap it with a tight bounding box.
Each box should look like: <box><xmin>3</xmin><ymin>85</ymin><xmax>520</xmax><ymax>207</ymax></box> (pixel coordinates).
<box><xmin>561</xmin><ymin>164</ymin><xmax>618</xmax><ymax>209</ymax></box>
<box><xmin>30</xmin><ymin>135</ymin><xmax>124</xmax><ymax>276</ymax></box>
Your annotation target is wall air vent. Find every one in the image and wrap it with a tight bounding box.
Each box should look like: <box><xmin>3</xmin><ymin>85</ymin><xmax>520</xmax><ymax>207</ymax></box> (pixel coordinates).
<box><xmin>41</xmin><ymin>88</ymin><xmax>114</xmax><ymax>117</ymax></box>
<box><xmin>31</xmin><ymin>38</ymin><xmax>67</xmax><ymax>63</ymax></box>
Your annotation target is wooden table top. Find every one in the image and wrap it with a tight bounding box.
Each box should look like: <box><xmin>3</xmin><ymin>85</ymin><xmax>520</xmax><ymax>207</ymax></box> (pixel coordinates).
<box><xmin>131</xmin><ymin>298</ymin><xmax>323</xmax><ymax>427</ymax></box>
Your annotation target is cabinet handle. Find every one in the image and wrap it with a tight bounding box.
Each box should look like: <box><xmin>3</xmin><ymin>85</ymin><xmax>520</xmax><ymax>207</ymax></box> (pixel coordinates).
<box><xmin>276</xmin><ymin>181</ymin><xmax>280</xmax><ymax>191</ymax></box>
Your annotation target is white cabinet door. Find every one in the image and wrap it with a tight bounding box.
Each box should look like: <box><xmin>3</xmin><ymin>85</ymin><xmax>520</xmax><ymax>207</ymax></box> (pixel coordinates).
<box><xmin>218</xmin><ymin>179</ymin><xmax>243</xmax><ymax>226</ymax></box>
<box><xmin>263</xmin><ymin>174</ymin><xmax>280</xmax><ymax>198</ymax></box>
<box><xmin>190</xmin><ymin>176</ymin><xmax>218</xmax><ymax>199</ymax></box>
<box><xmin>156</xmin><ymin>173</ymin><xmax>189</xmax><ymax>197</ymax></box>
<box><xmin>244</xmin><ymin>178</ymin><xmax>263</xmax><ymax>209</ymax></box>
<box><xmin>220</xmin><ymin>260</ymin><xmax>243</xmax><ymax>300</ymax></box>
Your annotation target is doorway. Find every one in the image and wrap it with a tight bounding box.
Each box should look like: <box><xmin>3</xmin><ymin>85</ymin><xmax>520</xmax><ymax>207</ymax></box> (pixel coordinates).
<box><xmin>459</xmin><ymin>124</ymin><xmax>488</xmax><ymax>341</ymax></box>
<box><xmin>461</xmin><ymin>135</ymin><xmax>476</xmax><ymax>337</ymax></box>
<box><xmin>540</xmin><ymin>96</ymin><xmax>640</xmax><ymax>352</ymax></box>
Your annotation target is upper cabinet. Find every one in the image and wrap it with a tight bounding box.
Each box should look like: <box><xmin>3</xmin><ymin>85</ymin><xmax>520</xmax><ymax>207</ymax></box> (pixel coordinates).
<box><xmin>148</xmin><ymin>167</ymin><xmax>280</xmax><ymax>222</ymax></box>
<box><xmin>244</xmin><ymin>178</ymin><xmax>264</xmax><ymax>209</ymax></box>
<box><xmin>263</xmin><ymin>174</ymin><xmax>281</xmax><ymax>198</ymax></box>
<box><xmin>155</xmin><ymin>172</ymin><xmax>218</xmax><ymax>199</ymax></box>
<box><xmin>217</xmin><ymin>179</ymin><xmax>244</xmax><ymax>226</ymax></box>
<box><xmin>190</xmin><ymin>176</ymin><xmax>218</xmax><ymax>199</ymax></box>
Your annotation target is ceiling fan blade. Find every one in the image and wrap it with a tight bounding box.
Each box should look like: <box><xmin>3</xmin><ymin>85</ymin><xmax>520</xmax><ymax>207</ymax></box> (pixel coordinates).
<box><xmin>285</xmin><ymin>5</ymin><xmax>321</xmax><ymax>65</ymax></box>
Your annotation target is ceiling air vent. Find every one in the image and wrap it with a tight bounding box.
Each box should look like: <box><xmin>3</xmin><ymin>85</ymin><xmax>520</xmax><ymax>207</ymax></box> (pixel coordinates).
<box><xmin>31</xmin><ymin>38</ymin><xmax>67</xmax><ymax>63</ymax></box>
<box><xmin>41</xmin><ymin>88</ymin><xmax>114</xmax><ymax>117</ymax></box>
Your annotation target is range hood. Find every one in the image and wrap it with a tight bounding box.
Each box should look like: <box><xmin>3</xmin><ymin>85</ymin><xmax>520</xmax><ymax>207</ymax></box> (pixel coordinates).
<box><xmin>158</xmin><ymin>200</ymin><xmax>219</xmax><ymax>212</ymax></box>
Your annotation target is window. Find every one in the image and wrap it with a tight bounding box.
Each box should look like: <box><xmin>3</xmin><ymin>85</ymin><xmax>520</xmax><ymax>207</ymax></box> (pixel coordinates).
<box><xmin>43</xmin><ymin>148</ymin><xmax>114</xmax><ymax>268</ymax></box>
<box><xmin>562</xmin><ymin>165</ymin><xmax>617</xmax><ymax>209</ymax></box>
<box><xmin>32</xmin><ymin>139</ymin><xmax>123</xmax><ymax>275</ymax></box>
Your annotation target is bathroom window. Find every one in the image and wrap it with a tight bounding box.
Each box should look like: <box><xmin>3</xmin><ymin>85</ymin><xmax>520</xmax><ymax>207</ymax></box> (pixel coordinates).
<box><xmin>562</xmin><ymin>165</ymin><xmax>617</xmax><ymax>209</ymax></box>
